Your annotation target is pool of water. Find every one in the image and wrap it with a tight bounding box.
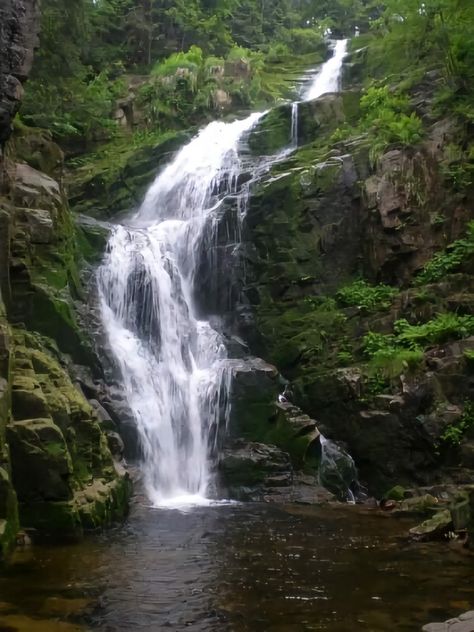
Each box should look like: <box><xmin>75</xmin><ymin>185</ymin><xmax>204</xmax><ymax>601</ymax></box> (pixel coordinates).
<box><xmin>0</xmin><ymin>497</ymin><xmax>473</xmax><ymax>631</ymax></box>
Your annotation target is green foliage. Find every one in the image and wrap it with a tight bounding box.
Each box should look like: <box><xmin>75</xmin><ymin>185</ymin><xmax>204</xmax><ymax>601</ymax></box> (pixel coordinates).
<box><xmin>359</xmin><ymin>86</ymin><xmax>424</xmax><ymax>163</ymax></box>
<box><xmin>369</xmin><ymin>348</ymin><xmax>424</xmax><ymax>379</ymax></box>
<box><xmin>441</xmin><ymin>400</ymin><xmax>474</xmax><ymax>446</ymax></box>
<box><xmin>22</xmin><ymin>71</ymin><xmax>123</xmax><ymax>139</ymax></box>
<box><xmin>362</xmin><ymin>312</ymin><xmax>474</xmax><ymax>379</ymax></box>
<box><xmin>364</xmin><ymin>314</ymin><xmax>474</xmax><ymax>356</ymax></box>
<box><xmin>395</xmin><ymin>314</ymin><xmax>474</xmax><ymax>349</ymax></box>
<box><xmin>283</xmin><ymin>28</ymin><xmax>324</xmax><ymax>55</ymax></box>
<box><xmin>362</xmin><ymin>331</ymin><xmax>423</xmax><ymax>380</ymax></box>
<box><xmin>416</xmin><ymin>221</ymin><xmax>474</xmax><ymax>284</ymax></box>
<box><xmin>337</xmin><ymin>279</ymin><xmax>397</xmax><ymax>312</ymax></box>
<box><xmin>152</xmin><ymin>45</ymin><xmax>204</xmax><ymax>76</ymax></box>
<box><xmin>464</xmin><ymin>349</ymin><xmax>474</xmax><ymax>368</ymax></box>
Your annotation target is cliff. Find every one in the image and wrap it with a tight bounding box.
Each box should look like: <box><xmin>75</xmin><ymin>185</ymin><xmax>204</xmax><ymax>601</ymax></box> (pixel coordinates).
<box><xmin>0</xmin><ymin>0</ymin><xmax>131</xmax><ymax>557</ymax></box>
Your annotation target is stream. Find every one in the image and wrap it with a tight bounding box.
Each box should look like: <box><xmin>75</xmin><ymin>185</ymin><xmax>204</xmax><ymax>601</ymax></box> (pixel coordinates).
<box><xmin>0</xmin><ymin>499</ymin><xmax>473</xmax><ymax>631</ymax></box>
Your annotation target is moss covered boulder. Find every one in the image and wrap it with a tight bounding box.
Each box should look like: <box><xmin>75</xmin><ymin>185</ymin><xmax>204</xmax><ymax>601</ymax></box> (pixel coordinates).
<box><xmin>0</xmin><ymin>298</ymin><xmax>19</xmax><ymax>557</ymax></box>
<box><xmin>6</xmin><ymin>329</ymin><xmax>131</xmax><ymax>538</ymax></box>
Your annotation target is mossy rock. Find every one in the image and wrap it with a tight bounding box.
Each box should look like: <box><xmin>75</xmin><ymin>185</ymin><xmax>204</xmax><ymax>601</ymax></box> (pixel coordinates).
<box><xmin>248</xmin><ymin>105</ymin><xmax>293</xmax><ymax>155</ymax></box>
<box><xmin>7</xmin><ymin>418</ymin><xmax>74</xmax><ymax>502</ymax></box>
<box><xmin>5</xmin><ymin>329</ymin><xmax>131</xmax><ymax>535</ymax></box>
<box><xmin>384</xmin><ymin>485</ymin><xmax>407</xmax><ymax>501</ymax></box>
<box><xmin>0</xmin><ymin>464</ymin><xmax>19</xmax><ymax>558</ymax></box>
<box><xmin>19</xmin><ymin>499</ymin><xmax>83</xmax><ymax>539</ymax></box>
<box><xmin>68</xmin><ymin>130</ymin><xmax>192</xmax><ymax>219</ymax></box>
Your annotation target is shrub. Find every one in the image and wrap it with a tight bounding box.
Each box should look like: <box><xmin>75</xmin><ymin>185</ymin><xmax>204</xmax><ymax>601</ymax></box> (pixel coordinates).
<box><xmin>369</xmin><ymin>348</ymin><xmax>424</xmax><ymax>379</ymax></box>
<box><xmin>359</xmin><ymin>85</ymin><xmax>424</xmax><ymax>163</ymax></box>
<box><xmin>283</xmin><ymin>28</ymin><xmax>325</xmax><ymax>55</ymax></box>
<box><xmin>395</xmin><ymin>314</ymin><xmax>474</xmax><ymax>349</ymax></box>
<box><xmin>265</xmin><ymin>42</ymin><xmax>291</xmax><ymax>63</ymax></box>
<box><xmin>441</xmin><ymin>400</ymin><xmax>474</xmax><ymax>446</ymax></box>
<box><xmin>416</xmin><ymin>221</ymin><xmax>474</xmax><ymax>284</ymax></box>
<box><xmin>337</xmin><ymin>280</ymin><xmax>397</xmax><ymax>312</ymax></box>
<box><xmin>152</xmin><ymin>46</ymin><xmax>204</xmax><ymax>77</ymax></box>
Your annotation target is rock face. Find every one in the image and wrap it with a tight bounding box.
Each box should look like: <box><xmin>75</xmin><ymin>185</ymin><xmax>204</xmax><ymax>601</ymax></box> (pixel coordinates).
<box><xmin>219</xmin><ymin>357</ymin><xmax>344</xmax><ymax>501</ymax></box>
<box><xmin>0</xmin><ymin>1</ymin><xmax>132</xmax><ymax>555</ymax></box>
<box><xmin>0</xmin><ymin>0</ymin><xmax>41</xmax><ymax>557</ymax></box>
<box><xmin>227</xmin><ymin>74</ymin><xmax>474</xmax><ymax>496</ymax></box>
<box><xmin>0</xmin><ymin>0</ymin><xmax>40</xmax><ymax>176</ymax></box>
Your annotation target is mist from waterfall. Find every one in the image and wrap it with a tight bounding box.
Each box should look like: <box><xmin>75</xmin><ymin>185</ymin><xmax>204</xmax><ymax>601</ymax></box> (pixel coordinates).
<box><xmin>98</xmin><ymin>40</ymin><xmax>348</xmax><ymax>507</ymax></box>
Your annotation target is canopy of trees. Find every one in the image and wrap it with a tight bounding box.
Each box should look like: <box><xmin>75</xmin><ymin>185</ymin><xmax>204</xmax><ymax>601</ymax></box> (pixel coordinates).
<box><xmin>20</xmin><ymin>1</ymin><xmax>474</xmax><ymax>142</ymax></box>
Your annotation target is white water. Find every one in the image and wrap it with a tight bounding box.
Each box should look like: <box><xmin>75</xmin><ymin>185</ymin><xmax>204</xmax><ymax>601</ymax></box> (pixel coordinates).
<box><xmin>98</xmin><ymin>41</ymin><xmax>348</xmax><ymax>507</ymax></box>
<box><xmin>304</xmin><ymin>39</ymin><xmax>348</xmax><ymax>101</ymax></box>
<box><xmin>291</xmin><ymin>102</ymin><xmax>299</xmax><ymax>149</ymax></box>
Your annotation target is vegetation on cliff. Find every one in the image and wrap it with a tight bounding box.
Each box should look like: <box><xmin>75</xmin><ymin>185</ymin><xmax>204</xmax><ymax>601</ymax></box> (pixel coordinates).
<box><xmin>20</xmin><ymin>0</ymin><xmax>369</xmax><ymax>143</ymax></box>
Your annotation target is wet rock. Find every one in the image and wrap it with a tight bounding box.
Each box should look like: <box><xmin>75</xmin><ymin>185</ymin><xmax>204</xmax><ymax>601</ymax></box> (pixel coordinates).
<box><xmin>7</xmin><ymin>418</ymin><xmax>74</xmax><ymax>501</ymax></box>
<box><xmin>75</xmin><ymin>214</ymin><xmax>112</xmax><ymax>263</ymax></box>
<box><xmin>226</xmin><ymin>357</ymin><xmax>280</xmax><ymax>440</ymax></box>
<box><xmin>219</xmin><ymin>440</ymin><xmax>293</xmax><ymax>501</ymax></box>
<box><xmin>396</xmin><ymin>494</ymin><xmax>439</xmax><ymax>515</ymax></box>
<box><xmin>106</xmin><ymin>431</ymin><xmax>125</xmax><ymax>460</ymax></box>
<box><xmin>450</xmin><ymin>496</ymin><xmax>470</xmax><ymax>531</ymax></box>
<box><xmin>409</xmin><ymin>509</ymin><xmax>452</xmax><ymax>541</ymax></box>
<box><xmin>5</xmin><ymin>329</ymin><xmax>131</xmax><ymax>535</ymax></box>
<box><xmin>423</xmin><ymin>610</ymin><xmax>474</xmax><ymax>632</ymax></box>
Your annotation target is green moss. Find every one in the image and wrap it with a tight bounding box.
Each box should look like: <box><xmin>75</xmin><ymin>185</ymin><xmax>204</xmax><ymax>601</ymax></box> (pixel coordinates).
<box><xmin>20</xmin><ymin>500</ymin><xmax>83</xmax><ymax>538</ymax></box>
<box><xmin>384</xmin><ymin>485</ymin><xmax>406</xmax><ymax>501</ymax></box>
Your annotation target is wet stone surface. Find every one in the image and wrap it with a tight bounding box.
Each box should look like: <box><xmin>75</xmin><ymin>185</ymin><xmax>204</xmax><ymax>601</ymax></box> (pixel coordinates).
<box><xmin>423</xmin><ymin>611</ymin><xmax>474</xmax><ymax>632</ymax></box>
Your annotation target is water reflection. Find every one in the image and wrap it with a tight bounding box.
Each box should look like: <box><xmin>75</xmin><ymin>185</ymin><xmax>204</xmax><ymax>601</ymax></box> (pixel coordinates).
<box><xmin>0</xmin><ymin>500</ymin><xmax>473</xmax><ymax>631</ymax></box>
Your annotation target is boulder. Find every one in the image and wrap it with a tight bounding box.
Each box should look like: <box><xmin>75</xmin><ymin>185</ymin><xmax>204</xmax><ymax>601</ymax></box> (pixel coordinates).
<box><xmin>409</xmin><ymin>509</ymin><xmax>452</xmax><ymax>541</ymax></box>
<box><xmin>7</xmin><ymin>418</ymin><xmax>74</xmax><ymax>502</ymax></box>
<box><xmin>226</xmin><ymin>357</ymin><xmax>280</xmax><ymax>440</ymax></box>
<box><xmin>219</xmin><ymin>440</ymin><xmax>293</xmax><ymax>501</ymax></box>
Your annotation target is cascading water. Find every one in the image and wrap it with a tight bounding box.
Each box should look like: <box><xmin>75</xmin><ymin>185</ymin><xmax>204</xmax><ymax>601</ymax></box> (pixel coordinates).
<box><xmin>98</xmin><ymin>115</ymin><xmax>262</xmax><ymax>507</ymax></box>
<box><xmin>304</xmin><ymin>39</ymin><xmax>348</xmax><ymax>100</ymax></box>
<box><xmin>98</xmin><ymin>40</ymin><xmax>348</xmax><ymax>507</ymax></box>
<box><xmin>291</xmin><ymin>102</ymin><xmax>299</xmax><ymax>149</ymax></box>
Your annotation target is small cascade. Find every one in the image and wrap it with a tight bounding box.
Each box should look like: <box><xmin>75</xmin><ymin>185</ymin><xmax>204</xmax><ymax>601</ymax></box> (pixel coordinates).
<box><xmin>291</xmin><ymin>102</ymin><xmax>299</xmax><ymax>149</ymax></box>
<box><xmin>304</xmin><ymin>39</ymin><xmax>348</xmax><ymax>101</ymax></box>
<box><xmin>318</xmin><ymin>435</ymin><xmax>359</xmax><ymax>502</ymax></box>
<box><xmin>98</xmin><ymin>40</ymin><xmax>349</xmax><ymax>507</ymax></box>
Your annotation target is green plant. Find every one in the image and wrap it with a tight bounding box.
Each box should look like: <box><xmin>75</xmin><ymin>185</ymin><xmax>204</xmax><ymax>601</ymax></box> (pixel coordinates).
<box><xmin>362</xmin><ymin>331</ymin><xmax>397</xmax><ymax>357</ymax></box>
<box><xmin>417</xmin><ymin>221</ymin><xmax>474</xmax><ymax>284</ymax></box>
<box><xmin>441</xmin><ymin>400</ymin><xmax>474</xmax><ymax>446</ymax></box>
<box><xmin>395</xmin><ymin>314</ymin><xmax>474</xmax><ymax>349</ymax></box>
<box><xmin>369</xmin><ymin>348</ymin><xmax>424</xmax><ymax>379</ymax></box>
<box><xmin>337</xmin><ymin>351</ymin><xmax>353</xmax><ymax>366</ymax></box>
<box><xmin>464</xmin><ymin>349</ymin><xmax>474</xmax><ymax>371</ymax></box>
<box><xmin>337</xmin><ymin>280</ymin><xmax>397</xmax><ymax>312</ymax></box>
<box><xmin>362</xmin><ymin>331</ymin><xmax>423</xmax><ymax>378</ymax></box>
<box><xmin>283</xmin><ymin>28</ymin><xmax>324</xmax><ymax>55</ymax></box>
<box><xmin>358</xmin><ymin>85</ymin><xmax>424</xmax><ymax>163</ymax></box>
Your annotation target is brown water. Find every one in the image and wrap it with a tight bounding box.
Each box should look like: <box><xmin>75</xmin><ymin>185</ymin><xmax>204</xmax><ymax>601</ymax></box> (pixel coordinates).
<box><xmin>0</xmin><ymin>499</ymin><xmax>473</xmax><ymax>632</ymax></box>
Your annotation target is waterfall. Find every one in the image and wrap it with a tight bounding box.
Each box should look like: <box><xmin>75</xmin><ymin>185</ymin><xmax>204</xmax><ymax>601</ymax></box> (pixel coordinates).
<box><xmin>98</xmin><ymin>41</ymin><xmax>348</xmax><ymax>507</ymax></box>
<box><xmin>304</xmin><ymin>39</ymin><xmax>348</xmax><ymax>101</ymax></box>
<box><xmin>291</xmin><ymin>102</ymin><xmax>299</xmax><ymax>149</ymax></box>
